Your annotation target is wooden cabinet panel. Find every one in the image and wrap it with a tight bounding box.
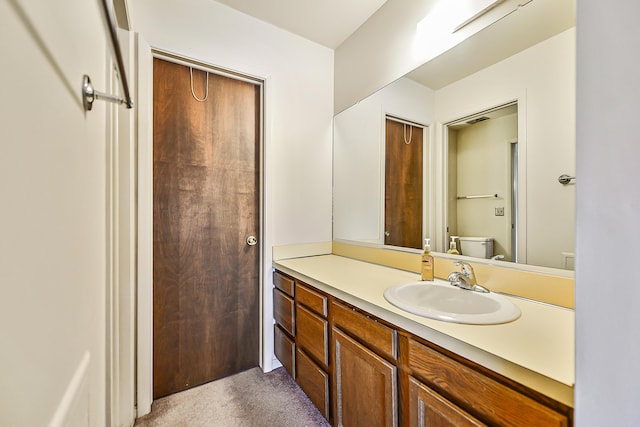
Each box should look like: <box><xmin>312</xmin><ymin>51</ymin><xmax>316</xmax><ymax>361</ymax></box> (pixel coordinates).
<box><xmin>273</xmin><ymin>288</ymin><xmax>294</xmax><ymax>336</ymax></box>
<box><xmin>274</xmin><ymin>325</ymin><xmax>295</xmax><ymax>377</ymax></box>
<box><xmin>409</xmin><ymin>376</ymin><xmax>486</xmax><ymax>427</ymax></box>
<box><xmin>296</xmin><ymin>348</ymin><xmax>330</xmax><ymax>419</ymax></box>
<box><xmin>332</xmin><ymin>301</ymin><xmax>397</xmax><ymax>361</ymax></box>
<box><xmin>296</xmin><ymin>282</ymin><xmax>328</xmax><ymax>316</ymax></box>
<box><xmin>333</xmin><ymin>327</ymin><xmax>397</xmax><ymax>427</ymax></box>
<box><xmin>296</xmin><ymin>305</ymin><xmax>329</xmax><ymax>367</ymax></box>
<box><xmin>408</xmin><ymin>339</ymin><xmax>568</xmax><ymax>427</ymax></box>
<box><xmin>273</xmin><ymin>271</ymin><xmax>294</xmax><ymax>297</ymax></box>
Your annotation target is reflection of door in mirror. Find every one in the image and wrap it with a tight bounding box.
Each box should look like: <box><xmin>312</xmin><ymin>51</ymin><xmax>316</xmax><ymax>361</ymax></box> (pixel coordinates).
<box><xmin>447</xmin><ymin>104</ymin><xmax>517</xmax><ymax>261</ymax></box>
<box><xmin>385</xmin><ymin>117</ymin><xmax>424</xmax><ymax>249</ymax></box>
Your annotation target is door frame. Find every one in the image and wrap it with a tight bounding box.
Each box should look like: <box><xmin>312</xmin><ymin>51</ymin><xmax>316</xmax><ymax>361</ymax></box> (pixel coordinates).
<box><xmin>135</xmin><ymin>42</ymin><xmax>266</xmax><ymax>415</ymax></box>
<box><xmin>439</xmin><ymin>97</ymin><xmax>527</xmax><ymax>259</ymax></box>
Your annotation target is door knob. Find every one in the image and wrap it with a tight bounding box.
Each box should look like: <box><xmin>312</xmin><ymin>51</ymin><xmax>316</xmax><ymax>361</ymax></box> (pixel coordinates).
<box><xmin>246</xmin><ymin>235</ymin><xmax>258</xmax><ymax>246</ymax></box>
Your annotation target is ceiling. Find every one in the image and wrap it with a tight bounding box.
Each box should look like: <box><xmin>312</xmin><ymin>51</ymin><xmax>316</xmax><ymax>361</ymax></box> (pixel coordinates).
<box><xmin>214</xmin><ymin>0</ymin><xmax>388</xmax><ymax>49</ymax></box>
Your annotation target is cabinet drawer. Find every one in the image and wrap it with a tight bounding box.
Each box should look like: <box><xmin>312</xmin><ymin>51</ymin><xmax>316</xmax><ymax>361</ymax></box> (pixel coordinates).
<box><xmin>296</xmin><ymin>282</ymin><xmax>328</xmax><ymax>317</ymax></box>
<box><xmin>331</xmin><ymin>301</ymin><xmax>397</xmax><ymax>361</ymax></box>
<box><xmin>274</xmin><ymin>325</ymin><xmax>295</xmax><ymax>377</ymax></box>
<box><xmin>273</xmin><ymin>288</ymin><xmax>294</xmax><ymax>336</ymax></box>
<box><xmin>273</xmin><ymin>271</ymin><xmax>294</xmax><ymax>297</ymax></box>
<box><xmin>408</xmin><ymin>339</ymin><xmax>568</xmax><ymax>427</ymax></box>
<box><xmin>296</xmin><ymin>304</ymin><xmax>329</xmax><ymax>367</ymax></box>
<box><xmin>296</xmin><ymin>348</ymin><xmax>330</xmax><ymax>419</ymax></box>
<box><xmin>409</xmin><ymin>376</ymin><xmax>485</xmax><ymax>427</ymax></box>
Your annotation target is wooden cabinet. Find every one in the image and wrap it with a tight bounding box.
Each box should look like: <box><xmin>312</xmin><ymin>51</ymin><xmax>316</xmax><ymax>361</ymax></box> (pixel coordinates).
<box><xmin>272</xmin><ymin>270</ymin><xmax>573</xmax><ymax>427</ymax></box>
<box><xmin>294</xmin><ymin>281</ymin><xmax>331</xmax><ymax>420</ymax></box>
<box><xmin>273</xmin><ymin>271</ymin><xmax>295</xmax><ymax>377</ymax></box>
<box><xmin>333</xmin><ymin>326</ymin><xmax>397</xmax><ymax>427</ymax></box>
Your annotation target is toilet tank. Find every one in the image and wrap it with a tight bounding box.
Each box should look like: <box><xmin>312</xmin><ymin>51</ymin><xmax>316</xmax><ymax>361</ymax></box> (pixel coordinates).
<box><xmin>458</xmin><ymin>237</ymin><xmax>493</xmax><ymax>259</ymax></box>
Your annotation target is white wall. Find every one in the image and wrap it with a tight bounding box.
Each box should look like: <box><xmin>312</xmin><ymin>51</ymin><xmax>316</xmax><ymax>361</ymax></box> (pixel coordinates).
<box><xmin>435</xmin><ymin>28</ymin><xmax>576</xmax><ymax>269</ymax></box>
<box><xmin>0</xmin><ymin>0</ymin><xmax>108</xmax><ymax>425</ymax></box>
<box><xmin>575</xmin><ymin>1</ymin><xmax>640</xmax><ymax>425</ymax></box>
<box><xmin>128</xmin><ymin>0</ymin><xmax>334</xmax><ymax>402</ymax></box>
<box><xmin>333</xmin><ymin>77</ymin><xmax>434</xmax><ymax>243</ymax></box>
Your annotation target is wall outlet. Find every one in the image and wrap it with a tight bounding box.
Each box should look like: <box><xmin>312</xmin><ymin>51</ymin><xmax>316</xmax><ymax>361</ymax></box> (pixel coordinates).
<box><xmin>495</xmin><ymin>207</ymin><xmax>505</xmax><ymax>216</ymax></box>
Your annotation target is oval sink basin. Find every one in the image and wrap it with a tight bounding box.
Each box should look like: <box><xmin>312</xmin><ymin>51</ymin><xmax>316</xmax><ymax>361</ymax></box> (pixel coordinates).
<box><xmin>383</xmin><ymin>281</ymin><xmax>520</xmax><ymax>324</ymax></box>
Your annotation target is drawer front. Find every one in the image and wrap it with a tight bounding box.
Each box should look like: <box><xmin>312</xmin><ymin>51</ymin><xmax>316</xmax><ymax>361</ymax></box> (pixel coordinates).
<box><xmin>331</xmin><ymin>301</ymin><xmax>397</xmax><ymax>361</ymax></box>
<box><xmin>274</xmin><ymin>325</ymin><xmax>295</xmax><ymax>378</ymax></box>
<box><xmin>273</xmin><ymin>288</ymin><xmax>295</xmax><ymax>336</ymax></box>
<box><xmin>273</xmin><ymin>271</ymin><xmax>295</xmax><ymax>297</ymax></box>
<box><xmin>296</xmin><ymin>305</ymin><xmax>329</xmax><ymax>367</ymax></box>
<box><xmin>408</xmin><ymin>339</ymin><xmax>568</xmax><ymax>427</ymax></box>
<box><xmin>296</xmin><ymin>282</ymin><xmax>328</xmax><ymax>317</ymax></box>
<box><xmin>296</xmin><ymin>348</ymin><xmax>330</xmax><ymax>419</ymax></box>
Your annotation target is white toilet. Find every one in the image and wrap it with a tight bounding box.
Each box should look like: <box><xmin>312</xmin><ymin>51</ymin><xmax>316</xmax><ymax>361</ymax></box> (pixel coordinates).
<box><xmin>458</xmin><ymin>237</ymin><xmax>493</xmax><ymax>259</ymax></box>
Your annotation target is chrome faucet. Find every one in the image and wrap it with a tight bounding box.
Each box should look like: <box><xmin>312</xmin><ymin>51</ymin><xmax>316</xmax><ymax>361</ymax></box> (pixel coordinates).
<box><xmin>447</xmin><ymin>261</ymin><xmax>489</xmax><ymax>293</ymax></box>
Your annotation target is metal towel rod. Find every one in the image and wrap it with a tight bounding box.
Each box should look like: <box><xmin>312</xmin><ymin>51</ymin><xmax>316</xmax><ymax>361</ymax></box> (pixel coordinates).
<box><xmin>558</xmin><ymin>174</ymin><xmax>576</xmax><ymax>185</ymax></box>
<box><xmin>82</xmin><ymin>0</ymin><xmax>134</xmax><ymax>111</ymax></box>
<box><xmin>456</xmin><ymin>194</ymin><xmax>498</xmax><ymax>200</ymax></box>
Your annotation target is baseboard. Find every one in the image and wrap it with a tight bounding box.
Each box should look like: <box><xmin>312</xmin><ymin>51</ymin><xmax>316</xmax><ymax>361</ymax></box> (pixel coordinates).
<box><xmin>271</xmin><ymin>355</ymin><xmax>282</xmax><ymax>371</ymax></box>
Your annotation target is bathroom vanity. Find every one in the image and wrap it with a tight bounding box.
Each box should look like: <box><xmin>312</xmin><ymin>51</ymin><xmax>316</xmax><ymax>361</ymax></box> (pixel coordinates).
<box><xmin>273</xmin><ymin>253</ymin><xmax>574</xmax><ymax>426</ymax></box>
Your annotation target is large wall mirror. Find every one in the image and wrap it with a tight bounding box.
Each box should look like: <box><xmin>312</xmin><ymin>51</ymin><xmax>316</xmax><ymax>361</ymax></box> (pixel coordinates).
<box><xmin>333</xmin><ymin>0</ymin><xmax>575</xmax><ymax>271</ymax></box>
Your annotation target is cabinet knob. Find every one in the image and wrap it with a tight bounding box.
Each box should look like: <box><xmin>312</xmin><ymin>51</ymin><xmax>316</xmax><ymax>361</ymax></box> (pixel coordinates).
<box><xmin>246</xmin><ymin>235</ymin><xmax>258</xmax><ymax>246</ymax></box>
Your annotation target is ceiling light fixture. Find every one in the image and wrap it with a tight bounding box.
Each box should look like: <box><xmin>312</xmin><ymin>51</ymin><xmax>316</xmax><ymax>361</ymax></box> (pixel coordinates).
<box><xmin>453</xmin><ymin>0</ymin><xmax>532</xmax><ymax>33</ymax></box>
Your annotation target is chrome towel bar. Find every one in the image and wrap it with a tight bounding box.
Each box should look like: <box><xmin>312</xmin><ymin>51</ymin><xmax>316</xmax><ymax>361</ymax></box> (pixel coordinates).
<box><xmin>456</xmin><ymin>194</ymin><xmax>498</xmax><ymax>200</ymax></box>
<box><xmin>82</xmin><ymin>0</ymin><xmax>133</xmax><ymax>111</ymax></box>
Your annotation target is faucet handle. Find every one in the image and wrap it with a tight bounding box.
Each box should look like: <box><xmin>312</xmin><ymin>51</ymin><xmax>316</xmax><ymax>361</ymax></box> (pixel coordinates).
<box><xmin>454</xmin><ymin>260</ymin><xmax>472</xmax><ymax>273</ymax></box>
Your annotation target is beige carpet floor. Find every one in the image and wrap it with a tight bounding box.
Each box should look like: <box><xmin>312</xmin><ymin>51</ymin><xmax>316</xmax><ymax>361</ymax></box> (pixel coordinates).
<box><xmin>134</xmin><ymin>367</ymin><xmax>330</xmax><ymax>427</ymax></box>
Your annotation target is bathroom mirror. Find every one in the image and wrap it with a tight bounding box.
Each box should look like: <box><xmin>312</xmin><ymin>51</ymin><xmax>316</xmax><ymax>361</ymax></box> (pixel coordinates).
<box><xmin>333</xmin><ymin>0</ymin><xmax>575</xmax><ymax>271</ymax></box>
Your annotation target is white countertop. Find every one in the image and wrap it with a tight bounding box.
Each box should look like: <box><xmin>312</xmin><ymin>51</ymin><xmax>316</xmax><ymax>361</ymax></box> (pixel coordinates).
<box><xmin>274</xmin><ymin>254</ymin><xmax>574</xmax><ymax>407</ymax></box>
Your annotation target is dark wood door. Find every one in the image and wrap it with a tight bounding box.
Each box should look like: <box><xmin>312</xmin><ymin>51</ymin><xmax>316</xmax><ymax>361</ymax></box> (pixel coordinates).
<box><xmin>333</xmin><ymin>327</ymin><xmax>397</xmax><ymax>427</ymax></box>
<box><xmin>385</xmin><ymin>119</ymin><xmax>423</xmax><ymax>249</ymax></box>
<box><xmin>153</xmin><ymin>58</ymin><xmax>260</xmax><ymax>398</ymax></box>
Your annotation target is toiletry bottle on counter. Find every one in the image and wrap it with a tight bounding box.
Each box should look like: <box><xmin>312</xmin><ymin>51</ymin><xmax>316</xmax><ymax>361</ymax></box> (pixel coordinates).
<box><xmin>421</xmin><ymin>238</ymin><xmax>434</xmax><ymax>281</ymax></box>
<box><xmin>447</xmin><ymin>236</ymin><xmax>460</xmax><ymax>254</ymax></box>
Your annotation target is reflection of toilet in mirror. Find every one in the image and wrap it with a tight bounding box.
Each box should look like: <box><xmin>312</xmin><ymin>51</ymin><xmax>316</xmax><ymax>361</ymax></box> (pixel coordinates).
<box><xmin>458</xmin><ymin>237</ymin><xmax>493</xmax><ymax>259</ymax></box>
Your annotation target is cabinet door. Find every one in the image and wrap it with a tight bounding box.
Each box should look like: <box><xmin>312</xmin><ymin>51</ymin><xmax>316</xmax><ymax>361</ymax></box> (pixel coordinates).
<box><xmin>409</xmin><ymin>376</ymin><xmax>486</xmax><ymax>427</ymax></box>
<box><xmin>333</xmin><ymin>327</ymin><xmax>397</xmax><ymax>427</ymax></box>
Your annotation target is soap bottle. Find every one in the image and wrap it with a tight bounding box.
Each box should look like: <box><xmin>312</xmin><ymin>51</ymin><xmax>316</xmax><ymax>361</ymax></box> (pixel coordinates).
<box><xmin>447</xmin><ymin>236</ymin><xmax>460</xmax><ymax>255</ymax></box>
<box><xmin>421</xmin><ymin>238</ymin><xmax>434</xmax><ymax>281</ymax></box>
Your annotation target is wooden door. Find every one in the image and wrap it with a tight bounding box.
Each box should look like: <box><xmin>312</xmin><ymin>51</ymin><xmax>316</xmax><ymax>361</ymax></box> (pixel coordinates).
<box><xmin>385</xmin><ymin>119</ymin><xmax>423</xmax><ymax>249</ymax></box>
<box><xmin>333</xmin><ymin>327</ymin><xmax>397</xmax><ymax>427</ymax></box>
<box><xmin>153</xmin><ymin>58</ymin><xmax>260</xmax><ymax>398</ymax></box>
